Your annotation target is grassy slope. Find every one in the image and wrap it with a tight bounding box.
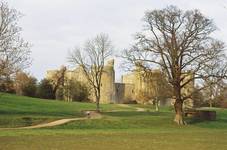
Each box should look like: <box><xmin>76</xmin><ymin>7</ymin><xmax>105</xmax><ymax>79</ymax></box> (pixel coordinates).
<box><xmin>0</xmin><ymin>93</ymin><xmax>134</xmax><ymax>127</ymax></box>
<box><xmin>1</xmin><ymin>93</ymin><xmax>227</xmax><ymax>150</ymax></box>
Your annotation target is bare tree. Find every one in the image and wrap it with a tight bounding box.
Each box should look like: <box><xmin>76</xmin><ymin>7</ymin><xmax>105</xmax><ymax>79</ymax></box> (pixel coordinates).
<box><xmin>123</xmin><ymin>6</ymin><xmax>227</xmax><ymax>125</ymax></box>
<box><xmin>138</xmin><ymin>69</ymin><xmax>172</xmax><ymax>111</ymax></box>
<box><xmin>0</xmin><ymin>2</ymin><xmax>31</xmax><ymax>87</ymax></box>
<box><xmin>203</xmin><ymin>79</ymin><xmax>224</xmax><ymax>107</ymax></box>
<box><xmin>68</xmin><ymin>33</ymin><xmax>112</xmax><ymax>111</ymax></box>
<box><xmin>153</xmin><ymin>73</ymin><xmax>172</xmax><ymax>111</ymax></box>
<box><xmin>48</xmin><ymin>66</ymin><xmax>67</xmax><ymax>99</ymax></box>
<box><xmin>201</xmin><ymin>58</ymin><xmax>226</xmax><ymax>107</ymax></box>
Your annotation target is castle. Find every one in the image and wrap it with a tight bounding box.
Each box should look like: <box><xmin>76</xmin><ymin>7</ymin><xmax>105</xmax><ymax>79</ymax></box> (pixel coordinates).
<box><xmin>46</xmin><ymin>59</ymin><xmax>194</xmax><ymax>107</ymax></box>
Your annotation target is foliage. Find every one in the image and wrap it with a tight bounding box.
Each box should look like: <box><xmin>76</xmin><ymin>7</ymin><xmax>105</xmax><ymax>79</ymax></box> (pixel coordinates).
<box><xmin>22</xmin><ymin>77</ymin><xmax>37</xmax><ymax>97</ymax></box>
<box><xmin>0</xmin><ymin>78</ymin><xmax>15</xmax><ymax>93</ymax></box>
<box><xmin>123</xmin><ymin>5</ymin><xmax>227</xmax><ymax>124</ymax></box>
<box><xmin>64</xmin><ymin>79</ymin><xmax>90</xmax><ymax>102</ymax></box>
<box><xmin>14</xmin><ymin>72</ymin><xmax>37</xmax><ymax>97</ymax></box>
<box><xmin>48</xmin><ymin>66</ymin><xmax>67</xmax><ymax>99</ymax></box>
<box><xmin>36</xmin><ymin>79</ymin><xmax>55</xmax><ymax>99</ymax></box>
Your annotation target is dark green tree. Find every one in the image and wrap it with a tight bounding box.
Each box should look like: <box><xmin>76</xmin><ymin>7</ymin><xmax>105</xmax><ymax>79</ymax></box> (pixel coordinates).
<box><xmin>36</xmin><ymin>79</ymin><xmax>55</xmax><ymax>99</ymax></box>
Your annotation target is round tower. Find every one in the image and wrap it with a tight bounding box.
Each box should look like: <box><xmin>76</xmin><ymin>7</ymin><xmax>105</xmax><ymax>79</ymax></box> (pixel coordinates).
<box><xmin>100</xmin><ymin>59</ymin><xmax>115</xmax><ymax>103</ymax></box>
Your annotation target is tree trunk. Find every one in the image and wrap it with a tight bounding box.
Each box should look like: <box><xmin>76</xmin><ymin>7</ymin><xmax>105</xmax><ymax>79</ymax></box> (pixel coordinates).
<box><xmin>209</xmin><ymin>88</ymin><xmax>213</xmax><ymax>107</ymax></box>
<box><xmin>173</xmin><ymin>84</ymin><xmax>186</xmax><ymax>125</ymax></box>
<box><xmin>96</xmin><ymin>99</ymin><xmax>100</xmax><ymax>112</ymax></box>
<box><xmin>95</xmin><ymin>92</ymin><xmax>100</xmax><ymax>112</ymax></box>
<box><xmin>174</xmin><ymin>101</ymin><xmax>185</xmax><ymax>125</ymax></box>
<box><xmin>155</xmin><ymin>97</ymin><xmax>159</xmax><ymax>112</ymax></box>
<box><xmin>209</xmin><ymin>99</ymin><xmax>212</xmax><ymax>108</ymax></box>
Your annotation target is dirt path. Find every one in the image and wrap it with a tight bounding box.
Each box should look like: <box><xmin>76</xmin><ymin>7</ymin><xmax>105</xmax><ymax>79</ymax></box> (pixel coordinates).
<box><xmin>117</xmin><ymin>104</ymin><xmax>146</xmax><ymax>112</ymax></box>
<box><xmin>20</xmin><ymin>118</ymin><xmax>88</xmax><ymax>129</ymax></box>
<box><xmin>136</xmin><ymin>107</ymin><xmax>146</xmax><ymax>112</ymax></box>
<box><xmin>0</xmin><ymin>111</ymin><xmax>102</xmax><ymax>130</ymax></box>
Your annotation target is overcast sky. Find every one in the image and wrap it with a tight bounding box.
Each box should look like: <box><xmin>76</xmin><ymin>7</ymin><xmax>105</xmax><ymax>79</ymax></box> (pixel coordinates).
<box><xmin>7</xmin><ymin>0</ymin><xmax>227</xmax><ymax>81</ymax></box>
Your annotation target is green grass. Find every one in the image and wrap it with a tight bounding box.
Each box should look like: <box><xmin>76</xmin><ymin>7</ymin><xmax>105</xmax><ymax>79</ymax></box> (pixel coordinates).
<box><xmin>1</xmin><ymin>93</ymin><xmax>227</xmax><ymax>150</ymax></box>
<box><xmin>0</xmin><ymin>93</ymin><xmax>134</xmax><ymax>127</ymax></box>
<box><xmin>1</xmin><ymin>132</ymin><xmax>227</xmax><ymax>150</ymax></box>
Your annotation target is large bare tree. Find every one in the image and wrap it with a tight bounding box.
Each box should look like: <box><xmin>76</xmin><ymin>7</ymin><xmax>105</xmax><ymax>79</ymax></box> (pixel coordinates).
<box><xmin>68</xmin><ymin>33</ymin><xmax>112</xmax><ymax>111</ymax></box>
<box><xmin>0</xmin><ymin>2</ymin><xmax>31</xmax><ymax>87</ymax></box>
<box><xmin>124</xmin><ymin>6</ymin><xmax>227</xmax><ymax>125</ymax></box>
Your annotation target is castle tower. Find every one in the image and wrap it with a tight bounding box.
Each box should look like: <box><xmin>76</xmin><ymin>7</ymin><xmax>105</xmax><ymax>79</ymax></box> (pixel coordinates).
<box><xmin>100</xmin><ymin>59</ymin><xmax>115</xmax><ymax>103</ymax></box>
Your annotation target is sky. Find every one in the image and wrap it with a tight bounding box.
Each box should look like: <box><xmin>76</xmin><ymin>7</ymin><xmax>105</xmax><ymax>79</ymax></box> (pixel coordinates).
<box><xmin>7</xmin><ymin>0</ymin><xmax>227</xmax><ymax>81</ymax></box>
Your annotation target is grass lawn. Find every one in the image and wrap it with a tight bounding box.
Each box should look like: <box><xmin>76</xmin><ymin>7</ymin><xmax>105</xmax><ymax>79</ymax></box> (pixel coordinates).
<box><xmin>0</xmin><ymin>93</ymin><xmax>134</xmax><ymax>127</ymax></box>
<box><xmin>0</xmin><ymin>93</ymin><xmax>227</xmax><ymax>150</ymax></box>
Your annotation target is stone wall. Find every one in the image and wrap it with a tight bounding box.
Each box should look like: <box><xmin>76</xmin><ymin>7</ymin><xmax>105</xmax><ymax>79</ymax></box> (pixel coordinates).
<box><xmin>114</xmin><ymin>83</ymin><xmax>135</xmax><ymax>103</ymax></box>
<box><xmin>46</xmin><ymin>59</ymin><xmax>194</xmax><ymax>107</ymax></box>
<box><xmin>121</xmin><ymin>69</ymin><xmax>168</xmax><ymax>104</ymax></box>
<box><xmin>181</xmin><ymin>72</ymin><xmax>195</xmax><ymax>108</ymax></box>
<box><xmin>46</xmin><ymin>60</ymin><xmax>115</xmax><ymax>103</ymax></box>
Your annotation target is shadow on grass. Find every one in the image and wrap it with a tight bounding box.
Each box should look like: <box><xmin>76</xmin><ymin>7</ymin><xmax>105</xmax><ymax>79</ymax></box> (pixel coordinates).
<box><xmin>185</xmin><ymin>116</ymin><xmax>227</xmax><ymax>129</ymax></box>
<box><xmin>103</xmin><ymin>111</ymin><xmax>172</xmax><ymax>117</ymax></box>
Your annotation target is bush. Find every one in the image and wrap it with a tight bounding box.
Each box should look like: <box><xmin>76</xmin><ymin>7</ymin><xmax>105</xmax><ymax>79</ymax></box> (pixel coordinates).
<box><xmin>14</xmin><ymin>72</ymin><xmax>37</xmax><ymax>97</ymax></box>
<box><xmin>22</xmin><ymin>77</ymin><xmax>37</xmax><ymax>97</ymax></box>
<box><xmin>0</xmin><ymin>78</ymin><xmax>15</xmax><ymax>93</ymax></box>
<box><xmin>36</xmin><ymin>79</ymin><xmax>55</xmax><ymax>99</ymax></box>
<box><xmin>56</xmin><ymin>87</ymin><xmax>64</xmax><ymax>100</ymax></box>
<box><xmin>64</xmin><ymin>80</ymin><xmax>89</xmax><ymax>102</ymax></box>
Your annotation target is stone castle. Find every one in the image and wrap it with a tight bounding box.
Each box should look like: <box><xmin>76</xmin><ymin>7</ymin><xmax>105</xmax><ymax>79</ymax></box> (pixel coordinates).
<box><xmin>46</xmin><ymin>59</ymin><xmax>194</xmax><ymax>107</ymax></box>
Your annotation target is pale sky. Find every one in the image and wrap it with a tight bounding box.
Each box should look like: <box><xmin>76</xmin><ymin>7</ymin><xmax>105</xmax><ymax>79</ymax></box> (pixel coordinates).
<box><xmin>7</xmin><ymin>0</ymin><xmax>227</xmax><ymax>81</ymax></box>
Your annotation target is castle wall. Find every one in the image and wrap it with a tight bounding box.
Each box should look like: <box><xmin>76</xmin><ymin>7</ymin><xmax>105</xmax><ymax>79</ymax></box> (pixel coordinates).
<box><xmin>181</xmin><ymin>72</ymin><xmax>195</xmax><ymax>108</ymax></box>
<box><xmin>46</xmin><ymin>60</ymin><xmax>194</xmax><ymax>106</ymax></box>
<box><xmin>46</xmin><ymin>60</ymin><xmax>116</xmax><ymax>104</ymax></box>
<box><xmin>121</xmin><ymin>69</ymin><xmax>165</xmax><ymax>104</ymax></box>
<box><xmin>46</xmin><ymin>70</ymin><xmax>58</xmax><ymax>80</ymax></box>
<box><xmin>121</xmin><ymin>73</ymin><xmax>135</xmax><ymax>84</ymax></box>
<box><xmin>114</xmin><ymin>83</ymin><xmax>135</xmax><ymax>103</ymax></box>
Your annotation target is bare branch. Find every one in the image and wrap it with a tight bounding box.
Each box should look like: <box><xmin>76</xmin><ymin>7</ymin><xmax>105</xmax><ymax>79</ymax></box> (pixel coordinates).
<box><xmin>123</xmin><ymin>6</ymin><xmax>227</xmax><ymax>124</ymax></box>
<box><xmin>68</xmin><ymin>33</ymin><xmax>112</xmax><ymax>111</ymax></box>
<box><xmin>0</xmin><ymin>2</ymin><xmax>31</xmax><ymax>87</ymax></box>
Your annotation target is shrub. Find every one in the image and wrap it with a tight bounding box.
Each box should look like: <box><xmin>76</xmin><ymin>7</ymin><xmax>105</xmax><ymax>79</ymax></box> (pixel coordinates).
<box><xmin>36</xmin><ymin>79</ymin><xmax>55</xmax><ymax>99</ymax></box>
<box><xmin>64</xmin><ymin>79</ymin><xmax>89</xmax><ymax>102</ymax></box>
<box><xmin>22</xmin><ymin>77</ymin><xmax>37</xmax><ymax>97</ymax></box>
<box><xmin>14</xmin><ymin>72</ymin><xmax>37</xmax><ymax>97</ymax></box>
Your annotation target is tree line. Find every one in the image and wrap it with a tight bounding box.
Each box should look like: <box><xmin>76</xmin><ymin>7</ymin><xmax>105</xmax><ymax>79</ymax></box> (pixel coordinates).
<box><xmin>1</xmin><ymin>70</ymin><xmax>90</xmax><ymax>102</ymax></box>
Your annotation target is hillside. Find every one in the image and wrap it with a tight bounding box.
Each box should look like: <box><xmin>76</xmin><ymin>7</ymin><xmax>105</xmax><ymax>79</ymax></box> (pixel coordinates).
<box><xmin>0</xmin><ymin>93</ymin><xmax>133</xmax><ymax>127</ymax></box>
